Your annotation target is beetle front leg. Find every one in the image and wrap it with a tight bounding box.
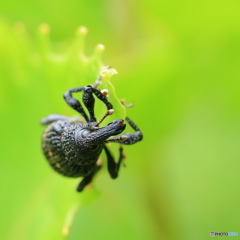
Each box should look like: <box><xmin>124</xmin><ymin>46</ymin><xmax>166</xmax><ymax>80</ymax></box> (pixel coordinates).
<box><xmin>121</xmin><ymin>117</ymin><xmax>143</xmax><ymax>145</ymax></box>
<box><xmin>103</xmin><ymin>145</ymin><xmax>125</xmax><ymax>179</ymax></box>
<box><xmin>76</xmin><ymin>164</ymin><xmax>101</xmax><ymax>192</ymax></box>
<box><xmin>105</xmin><ymin>117</ymin><xmax>143</xmax><ymax>145</ymax></box>
<box><xmin>63</xmin><ymin>87</ymin><xmax>89</xmax><ymax>122</ymax></box>
<box><xmin>82</xmin><ymin>85</ymin><xmax>113</xmax><ymax>123</ymax></box>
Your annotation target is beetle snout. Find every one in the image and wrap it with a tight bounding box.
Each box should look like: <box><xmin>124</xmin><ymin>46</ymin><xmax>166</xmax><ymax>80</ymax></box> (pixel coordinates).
<box><xmin>107</xmin><ymin>119</ymin><xmax>126</xmax><ymax>134</ymax></box>
<box><xmin>108</xmin><ymin>119</ymin><xmax>125</xmax><ymax>126</ymax></box>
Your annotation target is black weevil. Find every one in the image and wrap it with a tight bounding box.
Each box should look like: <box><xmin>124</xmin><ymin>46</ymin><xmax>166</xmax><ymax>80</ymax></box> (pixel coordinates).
<box><xmin>41</xmin><ymin>84</ymin><xmax>143</xmax><ymax>192</ymax></box>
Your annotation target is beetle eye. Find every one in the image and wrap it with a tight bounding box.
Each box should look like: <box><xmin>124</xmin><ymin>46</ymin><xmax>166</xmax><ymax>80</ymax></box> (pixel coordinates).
<box><xmin>80</xmin><ymin>130</ymin><xmax>91</xmax><ymax>138</ymax></box>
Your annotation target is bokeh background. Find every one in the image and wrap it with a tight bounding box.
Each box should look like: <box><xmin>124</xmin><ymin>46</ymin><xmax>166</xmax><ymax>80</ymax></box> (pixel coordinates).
<box><xmin>1</xmin><ymin>0</ymin><xmax>240</xmax><ymax>240</ymax></box>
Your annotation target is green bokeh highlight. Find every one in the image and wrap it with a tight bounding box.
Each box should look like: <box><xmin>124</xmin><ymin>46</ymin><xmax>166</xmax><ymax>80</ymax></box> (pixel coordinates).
<box><xmin>1</xmin><ymin>1</ymin><xmax>240</xmax><ymax>240</ymax></box>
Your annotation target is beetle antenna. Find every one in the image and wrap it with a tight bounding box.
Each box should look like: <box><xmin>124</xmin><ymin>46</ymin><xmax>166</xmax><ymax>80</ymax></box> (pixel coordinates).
<box><xmin>104</xmin><ymin>135</ymin><xmax>128</xmax><ymax>143</ymax></box>
<box><xmin>95</xmin><ymin>109</ymin><xmax>114</xmax><ymax>127</ymax></box>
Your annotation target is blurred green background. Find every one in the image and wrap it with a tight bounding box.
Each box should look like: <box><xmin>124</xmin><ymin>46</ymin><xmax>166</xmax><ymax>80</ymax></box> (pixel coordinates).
<box><xmin>1</xmin><ymin>0</ymin><xmax>240</xmax><ymax>240</ymax></box>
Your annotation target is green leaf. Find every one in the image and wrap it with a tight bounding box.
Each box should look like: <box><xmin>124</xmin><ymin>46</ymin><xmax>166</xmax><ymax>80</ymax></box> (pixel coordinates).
<box><xmin>0</xmin><ymin>20</ymin><xmax>125</xmax><ymax>240</ymax></box>
<box><xmin>100</xmin><ymin>67</ymin><xmax>126</xmax><ymax>121</ymax></box>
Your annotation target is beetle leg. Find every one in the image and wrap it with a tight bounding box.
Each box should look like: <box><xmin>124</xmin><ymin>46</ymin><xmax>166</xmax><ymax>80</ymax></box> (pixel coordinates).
<box><xmin>82</xmin><ymin>85</ymin><xmax>113</xmax><ymax>123</ymax></box>
<box><xmin>106</xmin><ymin>117</ymin><xmax>143</xmax><ymax>145</ymax></box>
<box><xmin>76</xmin><ymin>164</ymin><xmax>101</xmax><ymax>192</ymax></box>
<box><xmin>40</xmin><ymin>114</ymin><xmax>72</xmax><ymax>125</ymax></box>
<box><xmin>63</xmin><ymin>87</ymin><xmax>89</xmax><ymax>122</ymax></box>
<box><xmin>103</xmin><ymin>145</ymin><xmax>125</xmax><ymax>179</ymax></box>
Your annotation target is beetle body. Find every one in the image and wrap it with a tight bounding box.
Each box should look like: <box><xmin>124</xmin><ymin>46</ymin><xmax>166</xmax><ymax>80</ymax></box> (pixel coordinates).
<box><xmin>42</xmin><ymin>120</ymin><xmax>98</xmax><ymax>178</ymax></box>
<box><xmin>41</xmin><ymin>85</ymin><xmax>143</xmax><ymax>192</ymax></box>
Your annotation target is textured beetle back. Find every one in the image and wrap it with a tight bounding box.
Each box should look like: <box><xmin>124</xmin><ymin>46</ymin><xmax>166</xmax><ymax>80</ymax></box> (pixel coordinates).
<box><xmin>42</xmin><ymin>120</ymin><xmax>96</xmax><ymax>178</ymax></box>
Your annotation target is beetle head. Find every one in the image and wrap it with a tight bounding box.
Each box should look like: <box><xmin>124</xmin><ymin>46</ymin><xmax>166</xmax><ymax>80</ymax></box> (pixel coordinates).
<box><xmin>76</xmin><ymin>119</ymin><xmax>126</xmax><ymax>150</ymax></box>
<box><xmin>105</xmin><ymin>119</ymin><xmax>126</xmax><ymax>136</ymax></box>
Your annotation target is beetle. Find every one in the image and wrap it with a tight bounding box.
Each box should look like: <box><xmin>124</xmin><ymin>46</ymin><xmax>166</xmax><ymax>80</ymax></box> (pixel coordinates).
<box><xmin>41</xmin><ymin>84</ymin><xmax>143</xmax><ymax>192</ymax></box>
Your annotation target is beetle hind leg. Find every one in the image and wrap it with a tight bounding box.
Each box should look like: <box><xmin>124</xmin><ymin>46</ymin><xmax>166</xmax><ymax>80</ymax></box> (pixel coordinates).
<box><xmin>76</xmin><ymin>164</ymin><xmax>101</xmax><ymax>192</ymax></box>
<box><xmin>103</xmin><ymin>145</ymin><xmax>125</xmax><ymax>179</ymax></box>
<box><xmin>41</xmin><ymin>114</ymin><xmax>72</xmax><ymax>125</ymax></box>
